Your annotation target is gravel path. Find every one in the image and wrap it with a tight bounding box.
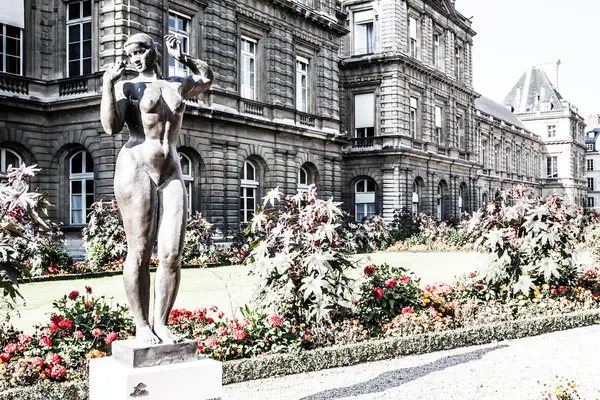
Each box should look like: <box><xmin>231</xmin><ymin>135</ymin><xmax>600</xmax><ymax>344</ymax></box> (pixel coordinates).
<box><xmin>223</xmin><ymin>324</ymin><xmax>600</xmax><ymax>400</ymax></box>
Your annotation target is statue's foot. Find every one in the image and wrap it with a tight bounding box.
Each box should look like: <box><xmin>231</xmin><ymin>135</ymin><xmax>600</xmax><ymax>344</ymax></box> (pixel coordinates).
<box><xmin>136</xmin><ymin>325</ymin><xmax>161</xmax><ymax>345</ymax></box>
<box><xmin>153</xmin><ymin>324</ymin><xmax>182</xmax><ymax>344</ymax></box>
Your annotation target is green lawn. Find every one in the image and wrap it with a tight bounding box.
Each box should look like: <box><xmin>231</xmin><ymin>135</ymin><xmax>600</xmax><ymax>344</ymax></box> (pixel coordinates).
<box><xmin>3</xmin><ymin>251</ymin><xmax>591</xmax><ymax>332</ymax></box>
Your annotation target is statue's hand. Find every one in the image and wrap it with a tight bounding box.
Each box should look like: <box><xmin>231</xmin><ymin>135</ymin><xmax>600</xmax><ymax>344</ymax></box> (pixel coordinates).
<box><xmin>165</xmin><ymin>35</ymin><xmax>183</xmax><ymax>61</ymax></box>
<box><xmin>104</xmin><ymin>61</ymin><xmax>126</xmax><ymax>84</ymax></box>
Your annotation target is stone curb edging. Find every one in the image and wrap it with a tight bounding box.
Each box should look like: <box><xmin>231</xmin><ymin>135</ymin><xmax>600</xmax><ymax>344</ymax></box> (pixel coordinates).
<box><xmin>20</xmin><ymin>264</ymin><xmax>218</xmax><ymax>284</ymax></box>
<box><xmin>3</xmin><ymin>308</ymin><xmax>600</xmax><ymax>399</ymax></box>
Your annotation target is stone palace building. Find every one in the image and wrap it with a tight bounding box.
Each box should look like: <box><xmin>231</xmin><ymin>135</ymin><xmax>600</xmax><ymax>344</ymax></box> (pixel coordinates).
<box><xmin>0</xmin><ymin>0</ymin><xmax>585</xmax><ymax>255</ymax></box>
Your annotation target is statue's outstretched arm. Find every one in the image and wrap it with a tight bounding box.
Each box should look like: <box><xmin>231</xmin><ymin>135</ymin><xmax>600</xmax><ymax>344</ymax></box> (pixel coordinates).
<box><xmin>165</xmin><ymin>35</ymin><xmax>214</xmax><ymax>99</ymax></box>
<box><xmin>101</xmin><ymin>61</ymin><xmax>128</xmax><ymax>135</ymax></box>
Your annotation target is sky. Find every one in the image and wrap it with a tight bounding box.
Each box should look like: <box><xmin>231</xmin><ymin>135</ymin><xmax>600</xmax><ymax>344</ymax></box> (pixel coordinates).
<box><xmin>456</xmin><ymin>0</ymin><xmax>599</xmax><ymax>118</ymax></box>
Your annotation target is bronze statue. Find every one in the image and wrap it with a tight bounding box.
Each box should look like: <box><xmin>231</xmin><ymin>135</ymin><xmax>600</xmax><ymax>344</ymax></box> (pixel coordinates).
<box><xmin>101</xmin><ymin>33</ymin><xmax>214</xmax><ymax>344</ymax></box>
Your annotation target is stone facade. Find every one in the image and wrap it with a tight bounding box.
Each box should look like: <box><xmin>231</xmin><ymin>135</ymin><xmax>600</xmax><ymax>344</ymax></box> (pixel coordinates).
<box><xmin>585</xmin><ymin>118</ymin><xmax>600</xmax><ymax>211</ymax></box>
<box><xmin>0</xmin><ymin>0</ymin><xmax>347</xmax><ymax>257</ymax></box>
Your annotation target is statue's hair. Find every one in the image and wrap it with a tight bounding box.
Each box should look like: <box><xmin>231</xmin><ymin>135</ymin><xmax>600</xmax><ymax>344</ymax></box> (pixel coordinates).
<box><xmin>124</xmin><ymin>33</ymin><xmax>163</xmax><ymax>78</ymax></box>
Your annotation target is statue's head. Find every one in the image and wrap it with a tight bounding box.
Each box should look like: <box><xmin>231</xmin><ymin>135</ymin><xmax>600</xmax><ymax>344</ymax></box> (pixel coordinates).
<box><xmin>124</xmin><ymin>33</ymin><xmax>160</xmax><ymax>75</ymax></box>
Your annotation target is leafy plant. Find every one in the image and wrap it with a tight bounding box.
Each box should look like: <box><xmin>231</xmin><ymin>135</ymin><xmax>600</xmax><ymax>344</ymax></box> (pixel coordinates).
<box><xmin>82</xmin><ymin>199</ymin><xmax>127</xmax><ymax>269</ymax></box>
<box><xmin>345</xmin><ymin>215</ymin><xmax>392</xmax><ymax>254</ymax></box>
<box><xmin>246</xmin><ymin>184</ymin><xmax>355</xmax><ymax>325</ymax></box>
<box><xmin>182</xmin><ymin>212</ymin><xmax>216</xmax><ymax>264</ymax></box>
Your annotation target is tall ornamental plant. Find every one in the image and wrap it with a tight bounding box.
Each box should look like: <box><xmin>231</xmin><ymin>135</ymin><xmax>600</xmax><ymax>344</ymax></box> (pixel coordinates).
<box><xmin>82</xmin><ymin>199</ymin><xmax>127</xmax><ymax>268</ymax></box>
<box><xmin>468</xmin><ymin>186</ymin><xmax>583</xmax><ymax>297</ymax></box>
<box><xmin>246</xmin><ymin>184</ymin><xmax>354</xmax><ymax>325</ymax></box>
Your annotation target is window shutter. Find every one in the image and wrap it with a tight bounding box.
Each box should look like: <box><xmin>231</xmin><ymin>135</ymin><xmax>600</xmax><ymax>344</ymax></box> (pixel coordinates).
<box><xmin>355</xmin><ymin>10</ymin><xmax>373</xmax><ymax>23</ymax></box>
<box><xmin>435</xmin><ymin>106</ymin><xmax>442</xmax><ymax>128</ymax></box>
<box><xmin>0</xmin><ymin>0</ymin><xmax>24</xmax><ymax>28</ymax></box>
<box><xmin>355</xmin><ymin>93</ymin><xmax>375</xmax><ymax>129</ymax></box>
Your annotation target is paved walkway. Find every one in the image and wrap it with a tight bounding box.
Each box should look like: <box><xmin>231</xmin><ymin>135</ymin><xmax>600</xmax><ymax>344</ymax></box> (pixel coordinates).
<box><xmin>223</xmin><ymin>324</ymin><xmax>600</xmax><ymax>400</ymax></box>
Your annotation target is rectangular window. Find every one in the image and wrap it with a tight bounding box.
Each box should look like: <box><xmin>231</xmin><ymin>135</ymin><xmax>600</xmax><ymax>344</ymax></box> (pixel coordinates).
<box><xmin>409</xmin><ymin>17</ymin><xmax>418</xmax><ymax>58</ymax></box>
<box><xmin>515</xmin><ymin>150</ymin><xmax>521</xmax><ymax>174</ymax></box>
<box><xmin>434</xmin><ymin>106</ymin><xmax>443</xmax><ymax>144</ymax></box>
<box><xmin>293</xmin><ymin>0</ymin><xmax>312</xmax><ymax>6</ymax></box>
<box><xmin>0</xmin><ymin>24</ymin><xmax>23</xmax><ymax>75</ymax></box>
<box><xmin>525</xmin><ymin>153</ymin><xmax>530</xmax><ymax>176</ymax></box>
<box><xmin>588</xmin><ymin>159</ymin><xmax>594</xmax><ymax>171</ymax></box>
<box><xmin>457</xmin><ymin>114</ymin><xmax>465</xmax><ymax>150</ymax></box>
<box><xmin>354</xmin><ymin>10</ymin><xmax>374</xmax><ymax>55</ymax></box>
<box><xmin>587</xmin><ymin>143</ymin><xmax>594</xmax><ymax>151</ymax></box>
<box><xmin>296</xmin><ymin>56</ymin><xmax>309</xmax><ymax>112</ymax></box>
<box><xmin>355</xmin><ymin>93</ymin><xmax>375</xmax><ymax>138</ymax></box>
<box><xmin>588</xmin><ymin>177</ymin><xmax>595</xmax><ymax>191</ymax></box>
<box><xmin>494</xmin><ymin>144</ymin><xmax>500</xmax><ymax>170</ymax></box>
<box><xmin>547</xmin><ymin>156</ymin><xmax>558</xmax><ymax>178</ymax></box>
<box><xmin>240</xmin><ymin>37</ymin><xmax>257</xmax><ymax>100</ymax></box>
<box><xmin>481</xmin><ymin>140</ymin><xmax>487</xmax><ymax>168</ymax></box>
<box><xmin>67</xmin><ymin>0</ymin><xmax>92</xmax><ymax>77</ymax></box>
<box><xmin>168</xmin><ymin>12</ymin><xmax>190</xmax><ymax>77</ymax></box>
<box><xmin>240</xmin><ymin>187</ymin><xmax>256</xmax><ymax>223</ymax></box>
<box><xmin>355</xmin><ymin>203</ymin><xmax>375</xmax><ymax>222</ymax></box>
<box><xmin>588</xmin><ymin>197</ymin><xmax>595</xmax><ymax>208</ymax></box>
<box><xmin>454</xmin><ymin>45</ymin><xmax>463</xmax><ymax>80</ymax></box>
<box><xmin>409</xmin><ymin>97</ymin><xmax>418</xmax><ymax>138</ymax></box>
<box><xmin>547</xmin><ymin>125</ymin><xmax>556</xmax><ymax>138</ymax></box>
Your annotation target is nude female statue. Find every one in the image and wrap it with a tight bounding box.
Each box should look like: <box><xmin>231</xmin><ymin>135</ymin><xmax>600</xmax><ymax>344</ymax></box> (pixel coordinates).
<box><xmin>100</xmin><ymin>33</ymin><xmax>213</xmax><ymax>344</ymax></box>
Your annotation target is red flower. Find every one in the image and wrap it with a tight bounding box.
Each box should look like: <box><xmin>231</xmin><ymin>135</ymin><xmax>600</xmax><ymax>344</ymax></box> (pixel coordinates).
<box><xmin>204</xmin><ymin>336</ymin><xmax>220</xmax><ymax>349</ymax></box>
<box><xmin>39</xmin><ymin>337</ymin><xmax>52</xmax><ymax>347</ymax></box>
<box><xmin>50</xmin><ymin>364</ymin><xmax>67</xmax><ymax>379</ymax></box>
<box><xmin>85</xmin><ymin>286</ymin><xmax>93</xmax><ymax>294</ymax></box>
<box><xmin>372</xmin><ymin>287</ymin><xmax>384</xmax><ymax>299</ymax></box>
<box><xmin>401</xmin><ymin>306</ymin><xmax>415</xmax><ymax>314</ymax></box>
<box><xmin>49</xmin><ymin>324</ymin><xmax>59</xmax><ymax>334</ymax></box>
<box><xmin>468</xmin><ymin>272</ymin><xmax>476</xmax><ymax>278</ymax></box>
<box><xmin>104</xmin><ymin>332</ymin><xmax>118</xmax><ymax>345</ymax></box>
<box><xmin>268</xmin><ymin>315</ymin><xmax>283</xmax><ymax>328</ymax></box>
<box><xmin>364</xmin><ymin>265</ymin><xmax>375</xmax><ymax>276</ymax></box>
<box><xmin>241</xmin><ymin>318</ymin><xmax>251</xmax><ymax>327</ymax></box>
<box><xmin>0</xmin><ymin>353</ymin><xmax>10</xmax><ymax>362</ymax></box>
<box><xmin>92</xmin><ymin>328</ymin><xmax>103</xmax><ymax>337</ymax></box>
<box><xmin>85</xmin><ymin>300</ymin><xmax>93</xmax><ymax>308</ymax></box>
<box><xmin>550</xmin><ymin>288</ymin><xmax>558</xmax><ymax>295</ymax></box>
<box><xmin>49</xmin><ymin>353</ymin><xmax>62</xmax><ymax>365</ymax></box>
<box><xmin>217</xmin><ymin>311</ymin><xmax>225</xmax><ymax>319</ymax></box>
<box><xmin>475</xmin><ymin>284</ymin><xmax>484</xmax><ymax>291</ymax></box>
<box><xmin>4</xmin><ymin>343</ymin><xmax>17</xmax><ymax>354</ymax></box>
<box><xmin>58</xmin><ymin>319</ymin><xmax>73</xmax><ymax>329</ymax></box>
<box><xmin>50</xmin><ymin>314</ymin><xmax>62</xmax><ymax>325</ymax></box>
<box><xmin>19</xmin><ymin>334</ymin><xmax>32</xmax><ymax>344</ymax></box>
<box><xmin>232</xmin><ymin>329</ymin><xmax>247</xmax><ymax>341</ymax></box>
<box><xmin>68</xmin><ymin>290</ymin><xmax>79</xmax><ymax>300</ymax></box>
<box><xmin>29</xmin><ymin>357</ymin><xmax>44</xmax><ymax>368</ymax></box>
<box><xmin>385</xmin><ymin>278</ymin><xmax>398</xmax><ymax>288</ymax></box>
<box><xmin>73</xmin><ymin>330</ymin><xmax>84</xmax><ymax>339</ymax></box>
<box><xmin>400</xmin><ymin>276</ymin><xmax>411</xmax><ymax>285</ymax></box>
<box><xmin>559</xmin><ymin>286</ymin><xmax>567</xmax><ymax>293</ymax></box>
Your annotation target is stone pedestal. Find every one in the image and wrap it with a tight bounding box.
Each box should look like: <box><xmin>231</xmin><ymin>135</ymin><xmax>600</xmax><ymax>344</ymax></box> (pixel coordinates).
<box><xmin>89</xmin><ymin>340</ymin><xmax>222</xmax><ymax>400</ymax></box>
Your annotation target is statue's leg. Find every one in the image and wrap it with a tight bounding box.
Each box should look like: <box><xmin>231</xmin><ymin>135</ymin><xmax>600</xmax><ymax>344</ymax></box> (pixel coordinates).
<box><xmin>153</xmin><ymin>177</ymin><xmax>187</xmax><ymax>344</ymax></box>
<box><xmin>114</xmin><ymin>151</ymin><xmax>160</xmax><ymax>345</ymax></box>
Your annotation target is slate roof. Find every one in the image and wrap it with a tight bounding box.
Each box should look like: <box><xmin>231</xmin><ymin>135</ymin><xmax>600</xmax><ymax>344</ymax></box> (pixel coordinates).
<box><xmin>502</xmin><ymin>67</ymin><xmax>565</xmax><ymax>113</ymax></box>
<box><xmin>586</xmin><ymin>128</ymin><xmax>600</xmax><ymax>145</ymax></box>
<box><xmin>475</xmin><ymin>95</ymin><xmax>528</xmax><ymax>130</ymax></box>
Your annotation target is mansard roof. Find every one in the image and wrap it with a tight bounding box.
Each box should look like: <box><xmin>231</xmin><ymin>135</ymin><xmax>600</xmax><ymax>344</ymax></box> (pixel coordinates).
<box><xmin>475</xmin><ymin>95</ymin><xmax>528</xmax><ymax>130</ymax></box>
<box><xmin>502</xmin><ymin>67</ymin><xmax>564</xmax><ymax>113</ymax></box>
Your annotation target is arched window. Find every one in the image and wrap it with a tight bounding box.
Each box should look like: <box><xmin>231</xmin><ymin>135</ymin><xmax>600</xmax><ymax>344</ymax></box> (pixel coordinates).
<box><xmin>437</xmin><ymin>180</ymin><xmax>448</xmax><ymax>220</ymax></box>
<box><xmin>240</xmin><ymin>160</ymin><xmax>259</xmax><ymax>223</ymax></box>
<box><xmin>0</xmin><ymin>148</ymin><xmax>22</xmax><ymax>177</ymax></box>
<box><xmin>180</xmin><ymin>153</ymin><xmax>193</xmax><ymax>216</ymax></box>
<box><xmin>355</xmin><ymin>178</ymin><xmax>376</xmax><ymax>221</ymax></box>
<box><xmin>298</xmin><ymin>166</ymin><xmax>309</xmax><ymax>192</ymax></box>
<box><xmin>70</xmin><ymin>150</ymin><xmax>94</xmax><ymax>225</ymax></box>
<box><xmin>412</xmin><ymin>178</ymin><xmax>424</xmax><ymax>214</ymax></box>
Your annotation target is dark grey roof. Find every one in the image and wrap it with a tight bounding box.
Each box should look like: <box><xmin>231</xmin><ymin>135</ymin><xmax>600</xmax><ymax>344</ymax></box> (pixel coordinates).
<box><xmin>502</xmin><ymin>67</ymin><xmax>564</xmax><ymax>113</ymax></box>
<box><xmin>586</xmin><ymin>128</ymin><xmax>600</xmax><ymax>145</ymax></box>
<box><xmin>475</xmin><ymin>95</ymin><xmax>528</xmax><ymax>130</ymax></box>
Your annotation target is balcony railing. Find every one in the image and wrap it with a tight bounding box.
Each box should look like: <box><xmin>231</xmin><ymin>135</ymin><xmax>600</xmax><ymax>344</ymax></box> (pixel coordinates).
<box><xmin>297</xmin><ymin>112</ymin><xmax>316</xmax><ymax>127</ymax></box>
<box><xmin>0</xmin><ymin>74</ymin><xmax>29</xmax><ymax>95</ymax></box>
<box><xmin>0</xmin><ymin>72</ymin><xmax>102</xmax><ymax>100</ymax></box>
<box><xmin>59</xmin><ymin>77</ymin><xmax>88</xmax><ymax>96</ymax></box>
<box><xmin>241</xmin><ymin>99</ymin><xmax>264</xmax><ymax>117</ymax></box>
<box><xmin>351</xmin><ymin>137</ymin><xmax>375</xmax><ymax>148</ymax></box>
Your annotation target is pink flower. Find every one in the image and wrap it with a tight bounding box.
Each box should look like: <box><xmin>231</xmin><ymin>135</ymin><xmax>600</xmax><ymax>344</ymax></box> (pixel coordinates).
<box><xmin>364</xmin><ymin>265</ymin><xmax>375</xmax><ymax>276</ymax></box>
<box><xmin>0</xmin><ymin>353</ymin><xmax>10</xmax><ymax>362</ymax></box>
<box><xmin>49</xmin><ymin>353</ymin><xmax>62</xmax><ymax>365</ymax></box>
<box><xmin>385</xmin><ymin>278</ymin><xmax>397</xmax><ymax>288</ymax></box>
<box><xmin>204</xmin><ymin>336</ymin><xmax>220</xmax><ymax>349</ymax></box>
<box><xmin>4</xmin><ymin>343</ymin><xmax>17</xmax><ymax>354</ymax></box>
<box><xmin>92</xmin><ymin>328</ymin><xmax>103</xmax><ymax>337</ymax></box>
<box><xmin>39</xmin><ymin>336</ymin><xmax>52</xmax><ymax>347</ymax></box>
<box><xmin>401</xmin><ymin>306</ymin><xmax>415</xmax><ymax>314</ymax></box>
<box><xmin>372</xmin><ymin>287</ymin><xmax>384</xmax><ymax>299</ymax></box>
<box><xmin>457</xmin><ymin>285</ymin><xmax>467</xmax><ymax>292</ymax></box>
<box><xmin>50</xmin><ymin>364</ymin><xmax>67</xmax><ymax>379</ymax></box>
<box><xmin>85</xmin><ymin>300</ymin><xmax>93</xmax><ymax>308</ymax></box>
<box><xmin>216</xmin><ymin>327</ymin><xmax>228</xmax><ymax>336</ymax></box>
<box><xmin>475</xmin><ymin>283</ymin><xmax>484</xmax><ymax>291</ymax></box>
<box><xmin>73</xmin><ymin>330</ymin><xmax>84</xmax><ymax>339</ymax></box>
<box><xmin>468</xmin><ymin>272</ymin><xmax>476</xmax><ymax>278</ymax></box>
<box><xmin>58</xmin><ymin>319</ymin><xmax>72</xmax><ymax>329</ymax></box>
<box><xmin>68</xmin><ymin>290</ymin><xmax>79</xmax><ymax>300</ymax></box>
<box><xmin>232</xmin><ymin>329</ymin><xmax>247</xmax><ymax>341</ymax></box>
<box><xmin>104</xmin><ymin>332</ymin><xmax>118</xmax><ymax>345</ymax></box>
<box><xmin>29</xmin><ymin>357</ymin><xmax>44</xmax><ymax>368</ymax></box>
<box><xmin>241</xmin><ymin>318</ymin><xmax>251</xmax><ymax>326</ymax></box>
<box><xmin>268</xmin><ymin>315</ymin><xmax>283</xmax><ymax>328</ymax></box>
<box><xmin>550</xmin><ymin>288</ymin><xmax>558</xmax><ymax>295</ymax></box>
<box><xmin>400</xmin><ymin>276</ymin><xmax>411</xmax><ymax>285</ymax></box>
<box><xmin>18</xmin><ymin>334</ymin><xmax>32</xmax><ymax>344</ymax></box>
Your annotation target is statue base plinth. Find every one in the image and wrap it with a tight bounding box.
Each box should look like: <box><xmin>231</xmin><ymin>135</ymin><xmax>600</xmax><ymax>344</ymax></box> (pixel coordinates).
<box><xmin>111</xmin><ymin>339</ymin><xmax>199</xmax><ymax>368</ymax></box>
<box><xmin>89</xmin><ymin>356</ymin><xmax>222</xmax><ymax>400</ymax></box>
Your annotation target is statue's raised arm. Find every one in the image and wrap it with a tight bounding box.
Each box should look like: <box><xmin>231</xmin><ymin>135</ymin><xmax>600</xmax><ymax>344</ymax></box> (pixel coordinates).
<box><xmin>164</xmin><ymin>35</ymin><xmax>214</xmax><ymax>99</ymax></box>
